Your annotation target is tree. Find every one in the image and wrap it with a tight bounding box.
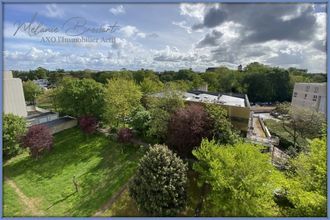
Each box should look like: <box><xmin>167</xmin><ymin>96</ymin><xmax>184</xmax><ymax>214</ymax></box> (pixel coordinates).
<box><xmin>117</xmin><ymin>128</ymin><xmax>133</xmax><ymax>143</ymax></box>
<box><xmin>146</xmin><ymin>90</ymin><xmax>184</xmax><ymax>141</ymax></box>
<box><xmin>23</xmin><ymin>81</ymin><xmax>43</xmax><ymax>104</ymax></box>
<box><xmin>167</xmin><ymin>104</ymin><xmax>212</xmax><ymax>157</ymax></box>
<box><xmin>281</xmin><ymin>106</ymin><xmax>325</xmax><ymax>153</ymax></box>
<box><xmin>3</xmin><ymin>114</ymin><xmax>27</xmax><ymax>159</ymax></box>
<box><xmin>283</xmin><ymin>135</ymin><xmax>326</xmax><ymax>216</ymax></box>
<box><xmin>21</xmin><ymin>125</ymin><xmax>53</xmax><ymax>158</ymax></box>
<box><xmin>205</xmin><ymin>104</ymin><xmax>240</xmax><ymax>144</ymax></box>
<box><xmin>79</xmin><ymin>116</ymin><xmax>98</xmax><ymax>134</ymax></box>
<box><xmin>193</xmin><ymin>139</ymin><xmax>284</xmax><ymax>216</ymax></box>
<box><xmin>140</xmin><ymin>78</ymin><xmax>164</xmax><ymax>95</ymax></box>
<box><xmin>130</xmin><ymin>106</ymin><xmax>151</xmax><ymax>137</ymax></box>
<box><xmin>104</xmin><ymin>78</ymin><xmax>142</xmax><ymax>127</ymax></box>
<box><xmin>35</xmin><ymin>67</ymin><xmax>48</xmax><ymax>79</ymax></box>
<box><xmin>129</xmin><ymin>144</ymin><xmax>187</xmax><ymax>216</ymax></box>
<box><xmin>54</xmin><ymin>78</ymin><xmax>105</xmax><ymax>118</ymax></box>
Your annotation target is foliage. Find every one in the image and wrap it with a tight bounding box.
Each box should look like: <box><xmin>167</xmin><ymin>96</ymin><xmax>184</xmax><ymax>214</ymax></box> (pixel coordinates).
<box><xmin>54</xmin><ymin>78</ymin><xmax>105</xmax><ymax>118</ymax></box>
<box><xmin>21</xmin><ymin>125</ymin><xmax>53</xmax><ymax>158</ymax></box>
<box><xmin>104</xmin><ymin>78</ymin><xmax>142</xmax><ymax>127</ymax></box>
<box><xmin>117</xmin><ymin>128</ymin><xmax>134</xmax><ymax>143</ymax></box>
<box><xmin>140</xmin><ymin>78</ymin><xmax>164</xmax><ymax>95</ymax></box>
<box><xmin>273</xmin><ymin>102</ymin><xmax>291</xmax><ymax>115</ymax></box>
<box><xmin>284</xmin><ymin>136</ymin><xmax>327</xmax><ymax>216</ymax></box>
<box><xmin>129</xmin><ymin>144</ymin><xmax>188</xmax><ymax>216</ymax></box>
<box><xmin>167</xmin><ymin>104</ymin><xmax>212</xmax><ymax>157</ymax></box>
<box><xmin>146</xmin><ymin>90</ymin><xmax>184</xmax><ymax>141</ymax></box>
<box><xmin>23</xmin><ymin>80</ymin><xmax>43</xmax><ymax>104</ymax></box>
<box><xmin>193</xmin><ymin>139</ymin><xmax>284</xmax><ymax>216</ymax></box>
<box><xmin>3</xmin><ymin>114</ymin><xmax>27</xmax><ymax>159</ymax></box>
<box><xmin>79</xmin><ymin>116</ymin><xmax>98</xmax><ymax>134</ymax></box>
<box><xmin>280</xmin><ymin>106</ymin><xmax>325</xmax><ymax>153</ymax></box>
<box><xmin>36</xmin><ymin>88</ymin><xmax>57</xmax><ymax>110</ymax></box>
<box><xmin>205</xmin><ymin>104</ymin><xmax>240</xmax><ymax>144</ymax></box>
<box><xmin>130</xmin><ymin>106</ymin><xmax>151</xmax><ymax>136</ymax></box>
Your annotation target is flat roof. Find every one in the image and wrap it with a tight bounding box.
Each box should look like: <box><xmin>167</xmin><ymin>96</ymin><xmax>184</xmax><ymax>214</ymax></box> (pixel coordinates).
<box><xmin>152</xmin><ymin>91</ymin><xmax>246</xmax><ymax>107</ymax></box>
<box><xmin>218</xmin><ymin>95</ymin><xmax>245</xmax><ymax>107</ymax></box>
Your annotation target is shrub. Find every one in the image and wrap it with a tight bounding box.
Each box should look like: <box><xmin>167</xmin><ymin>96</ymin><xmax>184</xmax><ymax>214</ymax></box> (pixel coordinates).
<box><xmin>21</xmin><ymin>125</ymin><xmax>53</xmax><ymax>158</ymax></box>
<box><xmin>130</xmin><ymin>106</ymin><xmax>151</xmax><ymax>136</ymax></box>
<box><xmin>129</xmin><ymin>144</ymin><xmax>187</xmax><ymax>216</ymax></box>
<box><xmin>117</xmin><ymin>128</ymin><xmax>133</xmax><ymax>143</ymax></box>
<box><xmin>79</xmin><ymin>116</ymin><xmax>98</xmax><ymax>134</ymax></box>
<box><xmin>167</xmin><ymin>104</ymin><xmax>212</xmax><ymax>157</ymax></box>
<box><xmin>3</xmin><ymin>114</ymin><xmax>27</xmax><ymax>159</ymax></box>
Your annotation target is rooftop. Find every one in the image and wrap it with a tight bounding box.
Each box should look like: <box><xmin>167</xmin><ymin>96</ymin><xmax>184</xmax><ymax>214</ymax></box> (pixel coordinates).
<box><xmin>152</xmin><ymin>91</ymin><xmax>247</xmax><ymax>107</ymax></box>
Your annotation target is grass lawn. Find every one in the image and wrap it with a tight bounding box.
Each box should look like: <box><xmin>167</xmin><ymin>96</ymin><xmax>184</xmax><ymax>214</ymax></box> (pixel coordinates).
<box><xmin>3</xmin><ymin>128</ymin><xmax>144</xmax><ymax>217</ymax></box>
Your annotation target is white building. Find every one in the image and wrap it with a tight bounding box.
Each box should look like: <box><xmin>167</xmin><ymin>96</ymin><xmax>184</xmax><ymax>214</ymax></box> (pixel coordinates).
<box><xmin>291</xmin><ymin>83</ymin><xmax>326</xmax><ymax>114</ymax></box>
<box><xmin>3</xmin><ymin>71</ymin><xmax>28</xmax><ymax>117</ymax></box>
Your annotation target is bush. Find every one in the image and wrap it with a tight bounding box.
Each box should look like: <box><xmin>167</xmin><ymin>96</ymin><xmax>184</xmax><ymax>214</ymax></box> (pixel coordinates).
<box><xmin>21</xmin><ymin>125</ymin><xmax>53</xmax><ymax>158</ymax></box>
<box><xmin>130</xmin><ymin>107</ymin><xmax>151</xmax><ymax>136</ymax></box>
<box><xmin>3</xmin><ymin>114</ymin><xmax>27</xmax><ymax>159</ymax></box>
<box><xmin>117</xmin><ymin>128</ymin><xmax>133</xmax><ymax>143</ymax></box>
<box><xmin>129</xmin><ymin>144</ymin><xmax>187</xmax><ymax>216</ymax></box>
<box><xmin>167</xmin><ymin>104</ymin><xmax>212</xmax><ymax>157</ymax></box>
<box><xmin>79</xmin><ymin>116</ymin><xmax>98</xmax><ymax>134</ymax></box>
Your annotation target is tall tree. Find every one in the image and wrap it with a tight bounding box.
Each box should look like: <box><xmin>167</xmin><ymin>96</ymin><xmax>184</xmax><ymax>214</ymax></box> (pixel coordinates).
<box><xmin>281</xmin><ymin>106</ymin><xmax>325</xmax><ymax>152</ymax></box>
<box><xmin>54</xmin><ymin>78</ymin><xmax>105</xmax><ymax>118</ymax></box>
<box><xmin>193</xmin><ymin>139</ymin><xmax>284</xmax><ymax>216</ymax></box>
<box><xmin>23</xmin><ymin>81</ymin><xmax>43</xmax><ymax>104</ymax></box>
<box><xmin>167</xmin><ymin>104</ymin><xmax>213</xmax><ymax>157</ymax></box>
<box><xmin>104</xmin><ymin>78</ymin><xmax>142</xmax><ymax>127</ymax></box>
<box><xmin>284</xmin><ymin>135</ymin><xmax>326</xmax><ymax>216</ymax></box>
<box><xmin>129</xmin><ymin>144</ymin><xmax>187</xmax><ymax>216</ymax></box>
<box><xmin>146</xmin><ymin>90</ymin><xmax>184</xmax><ymax>141</ymax></box>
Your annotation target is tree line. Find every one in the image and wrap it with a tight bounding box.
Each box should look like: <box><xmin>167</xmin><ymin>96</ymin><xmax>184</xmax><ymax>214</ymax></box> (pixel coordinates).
<box><xmin>14</xmin><ymin>62</ymin><xmax>326</xmax><ymax>103</ymax></box>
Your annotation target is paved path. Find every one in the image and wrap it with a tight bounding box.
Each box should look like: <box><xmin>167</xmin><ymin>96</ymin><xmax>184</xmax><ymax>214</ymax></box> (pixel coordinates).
<box><xmin>5</xmin><ymin>176</ymin><xmax>44</xmax><ymax>216</ymax></box>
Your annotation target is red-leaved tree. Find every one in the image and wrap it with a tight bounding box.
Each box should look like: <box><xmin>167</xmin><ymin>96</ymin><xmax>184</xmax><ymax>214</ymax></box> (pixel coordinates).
<box><xmin>21</xmin><ymin>125</ymin><xmax>53</xmax><ymax>158</ymax></box>
<box><xmin>79</xmin><ymin>116</ymin><xmax>98</xmax><ymax>134</ymax></box>
<box><xmin>117</xmin><ymin>128</ymin><xmax>133</xmax><ymax>143</ymax></box>
<box><xmin>167</xmin><ymin>104</ymin><xmax>213</xmax><ymax>157</ymax></box>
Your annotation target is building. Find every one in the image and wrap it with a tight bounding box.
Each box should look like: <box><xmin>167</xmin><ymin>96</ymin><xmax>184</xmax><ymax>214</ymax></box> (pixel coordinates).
<box><xmin>291</xmin><ymin>83</ymin><xmax>326</xmax><ymax>114</ymax></box>
<box><xmin>33</xmin><ymin>79</ymin><xmax>49</xmax><ymax>90</ymax></box>
<box><xmin>152</xmin><ymin>90</ymin><xmax>251</xmax><ymax>132</ymax></box>
<box><xmin>3</xmin><ymin>70</ymin><xmax>77</xmax><ymax>133</ymax></box>
<box><xmin>3</xmin><ymin>71</ymin><xmax>28</xmax><ymax>117</ymax></box>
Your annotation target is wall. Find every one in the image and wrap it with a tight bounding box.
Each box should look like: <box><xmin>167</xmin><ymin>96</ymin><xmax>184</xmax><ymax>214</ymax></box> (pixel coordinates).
<box><xmin>3</xmin><ymin>71</ymin><xmax>27</xmax><ymax>117</ymax></box>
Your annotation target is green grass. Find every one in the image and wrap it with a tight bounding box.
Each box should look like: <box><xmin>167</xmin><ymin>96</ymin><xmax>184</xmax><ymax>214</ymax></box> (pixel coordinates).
<box><xmin>3</xmin><ymin>181</ymin><xmax>25</xmax><ymax>217</ymax></box>
<box><xmin>3</xmin><ymin>128</ymin><xmax>144</xmax><ymax>217</ymax></box>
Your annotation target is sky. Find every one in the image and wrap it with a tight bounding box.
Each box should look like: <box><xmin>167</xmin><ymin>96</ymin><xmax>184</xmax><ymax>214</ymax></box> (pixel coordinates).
<box><xmin>3</xmin><ymin>3</ymin><xmax>327</xmax><ymax>73</ymax></box>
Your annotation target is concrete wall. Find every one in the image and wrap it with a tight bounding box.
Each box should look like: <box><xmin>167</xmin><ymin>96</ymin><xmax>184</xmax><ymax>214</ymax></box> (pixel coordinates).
<box><xmin>3</xmin><ymin>71</ymin><xmax>27</xmax><ymax>117</ymax></box>
<box><xmin>48</xmin><ymin>119</ymin><xmax>78</xmax><ymax>134</ymax></box>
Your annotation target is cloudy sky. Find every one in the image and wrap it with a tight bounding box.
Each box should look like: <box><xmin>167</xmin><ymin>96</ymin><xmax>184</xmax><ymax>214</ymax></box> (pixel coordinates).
<box><xmin>3</xmin><ymin>3</ymin><xmax>327</xmax><ymax>72</ymax></box>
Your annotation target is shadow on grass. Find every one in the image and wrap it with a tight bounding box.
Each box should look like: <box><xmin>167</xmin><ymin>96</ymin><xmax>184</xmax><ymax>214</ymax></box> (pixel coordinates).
<box><xmin>4</xmin><ymin>128</ymin><xmax>145</xmax><ymax>216</ymax></box>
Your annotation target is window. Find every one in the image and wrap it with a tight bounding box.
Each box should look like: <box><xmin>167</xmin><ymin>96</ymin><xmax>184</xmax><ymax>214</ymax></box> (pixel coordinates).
<box><xmin>293</xmin><ymin>92</ymin><xmax>297</xmax><ymax>97</ymax></box>
<box><xmin>312</xmin><ymin>95</ymin><xmax>318</xmax><ymax>101</ymax></box>
<box><xmin>314</xmin><ymin>87</ymin><xmax>319</xmax><ymax>93</ymax></box>
<box><xmin>305</xmin><ymin>86</ymin><xmax>310</xmax><ymax>92</ymax></box>
<box><xmin>304</xmin><ymin>94</ymin><xmax>308</xmax><ymax>99</ymax></box>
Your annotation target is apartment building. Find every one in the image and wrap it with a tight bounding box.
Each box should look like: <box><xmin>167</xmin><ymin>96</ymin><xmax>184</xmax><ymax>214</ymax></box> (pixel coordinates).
<box><xmin>291</xmin><ymin>83</ymin><xmax>326</xmax><ymax>114</ymax></box>
<box><xmin>3</xmin><ymin>71</ymin><xmax>28</xmax><ymax>117</ymax></box>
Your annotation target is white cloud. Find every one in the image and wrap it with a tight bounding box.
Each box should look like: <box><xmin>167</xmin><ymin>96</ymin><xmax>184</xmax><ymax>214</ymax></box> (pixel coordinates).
<box><xmin>109</xmin><ymin>5</ymin><xmax>125</xmax><ymax>15</ymax></box>
<box><xmin>42</xmin><ymin>4</ymin><xmax>64</xmax><ymax>18</ymax></box>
